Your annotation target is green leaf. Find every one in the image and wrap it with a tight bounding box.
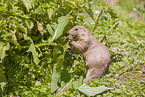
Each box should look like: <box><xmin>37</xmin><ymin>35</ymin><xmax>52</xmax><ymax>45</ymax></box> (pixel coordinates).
<box><xmin>25</xmin><ymin>20</ymin><xmax>34</xmax><ymax>30</ymax></box>
<box><xmin>51</xmin><ymin>15</ymin><xmax>69</xmax><ymax>42</ymax></box>
<box><xmin>21</xmin><ymin>0</ymin><xmax>34</xmax><ymax>11</ymax></box>
<box><xmin>46</xmin><ymin>24</ymin><xmax>54</xmax><ymax>36</ymax></box>
<box><xmin>24</xmin><ymin>34</ymin><xmax>33</xmax><ymax>43</ymax></box>
<box><xmin>107</xmin><ymin>7</ymin><xmax>118</xmax><ymax>18</ymax></box>
<box><xmin>0</xmin><ymin>42</ymin><xmax>10</xmax><ymax>62</ymax></box>
<box><xmin>15</xmin><ymin>22</ymin><xmax>28</xmax><ymax>34</ymax></box>
<box><xmin>70</xmin><ymin>76</ymin><xmax>83</xmax><ymax>89</ymax></box>
<box><xmin>10</xmin><ymin>40</ymin><xmax>22</xmax><ymax>51</ymax></box>
<box><xmin>21</xmin><ymin>14</ymin><xmax>30</xmax><ymax>19</ymax></box>
<box><xmin>63</xmin><ymin>1</ymin><xmax>77</xmax><ymax>8</ymax></box>
<box><xmin>28</xmin><ymin>43</ymin><xmax>40</xmax><ymax>65</ymax></box>
<box><xmin>51</xmin><ymin>45</ymin><xmax>64</xmax><ymax>93</ymax></box>
<box><xmin>53</xmin><ymin>45</ymin><xmax>64</xmax><ymax>61</ymax></box>
<box><xmin>0</xmin><ymin>69</ymin><xmax>6</xmax><ymax>82</ymax></box>
<box><xmin>47</xmin><ymin>8</ymin><xmax>53</xmax><ymax>19</ymax></box>
<box><xmin>63</xmin><ymin>42</ymin><xmax>69</xmax><ymax>58</ymax></box>
<box><xmin>83</xmin><ymin>6</ymin><xmax>94</xmax><ymax>20</ymax></box>
<box><xmin>92</xmin><ymin>9</ymin><xmax>103</xmax><ymax>32</ymax></box>
<box><xmin>51</xmin><ymin>59</ymin><xmax>63</xmax><ymax>93</ymax></box>
<box><xmin>57</xmin><ymin>75</ymin><xmax>83</xmax><ymax>93</ymax></box>
<box><xmin>37</xmin><ymin>21</ymin><xmax>43</xmax><ymax>35</ymax></box>
<box><xmin>61</xmin><ymin>68</ymin><xmax>70</xmax><ymax>87</ymax></box>
<box><xmin>78</xmin><ymin>84</ymin><xmax>112</xmax><ymax>96</ymax></box>
<box><xmin>51</xmin><ymin>22</ymin><xmax>58</xmax><ymax>31</ymax></box>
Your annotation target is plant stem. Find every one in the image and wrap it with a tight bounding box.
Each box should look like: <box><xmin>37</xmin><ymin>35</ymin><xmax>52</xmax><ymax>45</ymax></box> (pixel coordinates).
<box><xmin>21</xmin><ymin>42</ymin><xmax>57</xmax><ymax>49</ymax></box>
<box><xmin>92</xmin><ymin>8</ymin><xmax>103</xmax><ymax>32</ymax></box>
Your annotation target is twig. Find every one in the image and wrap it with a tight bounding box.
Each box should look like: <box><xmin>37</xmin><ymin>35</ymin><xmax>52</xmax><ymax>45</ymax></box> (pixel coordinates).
<box><xmin>92</xmin><ymin>8</ymin><xmax>103</xmax><ymax>32</ymax></box>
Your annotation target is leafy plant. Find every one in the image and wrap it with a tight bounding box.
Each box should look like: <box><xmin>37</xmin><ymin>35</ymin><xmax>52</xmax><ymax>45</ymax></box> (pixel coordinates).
<box><xmin>0</xmin><ymin>0</ymin><xmax>145</xmax><ymax>96</ymax></box>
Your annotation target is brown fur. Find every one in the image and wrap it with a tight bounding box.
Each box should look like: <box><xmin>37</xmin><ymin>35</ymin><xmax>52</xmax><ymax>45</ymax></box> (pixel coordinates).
<box><xmin>68</xmin><ymin>26</ymin><xmax>110</xmax><ymax>84</ymax></box>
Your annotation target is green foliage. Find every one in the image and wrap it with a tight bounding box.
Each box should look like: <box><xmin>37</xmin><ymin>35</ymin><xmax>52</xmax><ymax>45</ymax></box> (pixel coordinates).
<box><xmin>51</xmin><ymin>44</ymin><xmax>67</xmax><ymax>93</ymax></box>
<box><xmin>0</xmin><ymin>0</ymin><xmax>145</xmax><ymax>96</ymax></box>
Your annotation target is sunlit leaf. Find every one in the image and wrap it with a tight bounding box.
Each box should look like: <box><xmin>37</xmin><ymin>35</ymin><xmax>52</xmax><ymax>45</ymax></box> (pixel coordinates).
<box><xmin>11</xmin><ymin>30</ymin><xmax>17</xmax><ymax>42</ymax></box>
<box><xmin>37</xmin><ymin>21</ymin><xmax>43</xmax><ymax>35</ymax></box>
<box><xmin>46</xmin><ymin>24</ymin><xmax>54</xmax><ymax>36</ymax></box>
<box><xmin>24</xmin><ymin>34</ymin><xmax>33</xmax><ymax>43</ymax></box>
<box><xmin>0</xmin><ymin>42</ymin><xmax>10</xmax><ymax>62</ymax></box>
<box><xmin>21</xmin><ymin>0</ymin><xmax>34</xmax><ymax>11</ymax></box>
<box><xmin>68</xmin><ymin>76</ymin><xmax>83</xmax><ymax>89</ymax></box>
<box><xmin>28</xmin><ymin>43</ymin><xmax>40</xmax><ymax>65</ymax></box>
<box><xmin>51</xmin><ymin>15</ymin><xmax>69</xmax><ymax>42</ymax></box>
<box><xmin>47</xmin><ymin>8</ymin><xmax>53</xmax><ymax>19</ymax></box>
<box><xmin>25</xmin><ymin>20</ymin><xmax>34</xmax><ymax>30</ymax></box>
<box><xmin>51</xmin><ymin>22</ymin><xmax>57</xmax><ymax>31</ymax></box>
<box><xmin>58</xmin><ymin>76</ymin><xmax>83</xmax><ymax>93</ymax></box>
<box><xmin>78</xmin><ymin>84</ymin><xmax>112</xmax><ymax>96</ymax></box>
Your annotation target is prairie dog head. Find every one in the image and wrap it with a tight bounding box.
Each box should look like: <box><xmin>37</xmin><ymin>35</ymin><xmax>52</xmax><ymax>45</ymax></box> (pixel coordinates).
<box><xmin>68</xmin><ymin>26</ymin><xmax>90</xmax><ymax>40</ymax></box>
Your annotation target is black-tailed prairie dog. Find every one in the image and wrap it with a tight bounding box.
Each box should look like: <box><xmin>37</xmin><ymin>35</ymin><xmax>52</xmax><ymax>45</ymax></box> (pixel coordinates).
<box><xmin>68</xmin><ymin>26</ymin><xmax>110</xmax><ymax>84</ymax></box>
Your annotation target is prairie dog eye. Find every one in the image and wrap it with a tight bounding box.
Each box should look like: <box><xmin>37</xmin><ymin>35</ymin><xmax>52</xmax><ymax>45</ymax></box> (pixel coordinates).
<box><xmin>75</xmin><ymin>29</ymin><xmax>79</xmax><ymax>31</ymax></box>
